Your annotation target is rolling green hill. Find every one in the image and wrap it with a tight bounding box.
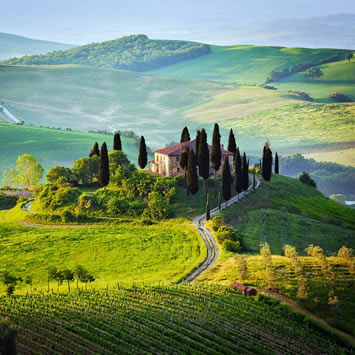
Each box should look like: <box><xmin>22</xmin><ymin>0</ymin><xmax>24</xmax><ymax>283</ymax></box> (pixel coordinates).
<box><xmin>0</xmin><ymin>123</ymin><xmax>142</xmax><ymax>185</ymax></box>
<box><xmin>0</xmin><ymin>32</ymin><xmax>74</xmax><ymax>61</ymax></box>
<box><xmin>150</xmin><ymin>45</ymin><xmax>345</xmax><ymax>84</ymax></box>
<box><xmin>1</xmin><ymin>34</ymin><xmax>211</xmax><ymax>71</ymax></box>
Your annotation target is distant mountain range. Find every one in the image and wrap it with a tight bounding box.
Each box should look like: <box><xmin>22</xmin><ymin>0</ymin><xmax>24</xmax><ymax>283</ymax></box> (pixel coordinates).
<box><xmin>0</xmin><ymin>32</ymin><xmax>75</xmax><ymax>60</ymax></box>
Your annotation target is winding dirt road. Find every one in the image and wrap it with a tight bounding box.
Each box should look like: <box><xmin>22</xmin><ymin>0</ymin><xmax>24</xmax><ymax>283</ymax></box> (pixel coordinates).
<box><xmin>182</xmin><ymin>176</ymin><xmax>260</xmax><ymax>283</ymax></box>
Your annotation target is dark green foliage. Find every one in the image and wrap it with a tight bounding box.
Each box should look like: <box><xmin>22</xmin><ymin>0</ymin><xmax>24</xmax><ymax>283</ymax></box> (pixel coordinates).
<box><xmin>223</xmin><ymin>239</ymin><xmax>241</xmax><ymax>252</ymax></box>
<box><xmin>72</xmin><ymin>156</ymin><xmax>99</xmax><ymax>185</ymax></box>
<box><xmin>234</xmin><ymin>149</ymin><xmax>242</xmax><ymax>194</ymax></box>
<box><xmin>138</xmin><ymin>136</ymin><xmax>148</xmax><ymax>169</ymax></box>
<box><xmin>242</xmin><ymin>153</ymin><xmax>249</xmax><ymax>191</ymax></box>
<box><xmin>0</xmin><ymin>318</ymin><xmax>17</xmax><ymax>355</ymax></box>
<box><xmin>46</xmin><ymin>166</ymin><xmax>74</xmax><ymax>185</ymax></box>
<box><xmin>143</xmin><ymin>192</ymin><xmax>170</xmax><ymax>220</ymax></box>
<box><xmin>222</xmin><ymin>155</ymin><xmax>231</xmax><ymax>202</ymax></box>
<box><xmin>227</xmin><ymin>129</ymin><xmax>237</xmax><ymax>153</ymax></box>
<box><xmin>89</xmin><ymin>142</ymin><xmax>100</xmax><ymax>158</ymax></box>
<box><xmin>180</xmin><ymin>146</ymin><xmax>189</xmax><ymax>187</ymax></box>
<box><xmin>299</xmin><ymin>171</ymin><xmax>317</xmax><ymax>188</ymax></box>
<box><xmin>62</xmin><ymin>269</ymin><xmax>74</xmax><ymax>292</ymax></box>
<box><xmin>262</xmin><ymin>142</ymin><xmax>273</xmax><ymax>182</ymax></box>
<box><xmin>195</xmin><ymin>130</ymin><xmax>201</xmax><ymax>166</ymax></box>
<box><xmin>275</xmin><ymin>152</ymin><xmax>279</xmax><ymax>174</ymax></box>
<box><xmin>218</xmin><ymin>192</ymin><xmax>221</xmax><ymax>211</ymax></box>
<box><xmin>252</xmin><ymin>169</ymin><xmax>256</xmax><ymax>191</ymax></box>
<box><xmin>187</xmin><ymin>149</ymin><xmax>199</xmax><ymax>195</ymax></box>
<box><xmin>206</xmin><ymin>194</ymin><xmax>210</xmax><ymax>220</ymax></box>
<box><xmin>2</xmin><ymin>271</ymin><xmax>22</xmax><ymax>296</ymax></box>
<box><xmin>108</xmin><ymin>151</ymin><xmax>136</xmax><ymax>184</ymax></box>
<box><xmin>99</xmin><ymin>142</ymin><xmax>110</xmax><ymax>188</ymax></box>
<box><xmin>0</xmin><ymin>193</ymin><xmax>17</xmax><ymax>210</ymax></box>
<box><xmin>330</xmin><ymin>92</ymin><xmax>353</xmax><ymax>102</ymax></box>
<box><xmin>211</xmin><ymin>123</ymin><xmax>222</xmax><ymax>173</ymax></box>
<box><xmin>198</xmin><ymin>129</ymin><xmax>210</xmax><ymax>180</ymax></box>
<box><xmin>216</xmin><ymin>225</ymin><xmax>243</xmax><ymax>245</ymax></box>
<box><xmin>180</xmin><ymin>127</ymin><xmax>191</xmax><ymax>143</ymax></box>
<box><xmin>3</xmin><ymin>34</ymin><xmax>211</xmax><ymax>72</ymax></box>
<box><xmin>345</xmin><ymin>52</ymin><xmax>353</xmax><ymax>63</ymax></box>
<box><xmin>113</xmin><ymin>133</ymin><xmax>122</xmax><ymax>151</ymax></box>
<box><xmin>304</xmin><ymin>67</ymin><xmax>323</xmax><ymax>80</ymax></box>
<box><xmin>212</xmin><ymin>215</ymin><xmax>224</xmax><ymax>231</ymax></box>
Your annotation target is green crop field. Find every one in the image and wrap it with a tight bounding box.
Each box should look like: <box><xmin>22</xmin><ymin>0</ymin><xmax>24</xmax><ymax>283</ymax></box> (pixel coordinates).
<box><xmin>0</xmin><ymin>123</ymin><xmax>142</xmax><ymax>185</ymax></box>
<box><xmin>0</xmin><ymin>285</ymin><xmax>352</xmax><ymax>353</ymax></box>
<box><xmin>0</xmin><ymin>209</ymin><xmax>206</xmax><ymax>294</ymax></box>
<box><xmin>274</xmin><ymin>60</ymin><xmax>355</xmax><ymax>102</ymax></box>
<box><xmin>0</xmin><ymin>64</ymin><xmax>227</xmax><ymax>148</ymax></box>
<box><xmin>150</xmin><ymin>45</ymin><xmax>344</xmax><ymax>84</ymax></box>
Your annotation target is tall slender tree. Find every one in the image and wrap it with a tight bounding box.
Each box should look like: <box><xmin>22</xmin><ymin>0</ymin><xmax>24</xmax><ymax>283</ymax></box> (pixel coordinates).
<box><xmin>211</xmin><ymin>123</ymin><xmax>222</xmax><ymax>196</ymax></box>
<box><xmin>89</xmin><ymin>142</ymin><xmax>100</xmax><ymax>157</ymax></box>
<box><xmin>227</xmin><ymin>129</ymin><xmax>237</xmax><ymax>153</ymax></box>
<box><xmin>234</xmin><ymin>148</ymin><xmax>242</xmax><ymax>196</ymax></box>
<box><xmin>242</xmin><ymin>153</ymin><xmax>249</xmax><ymax>191</ymax></box>
<box><xmin>138</xmin><ymin>136</ymin><xmax>148</xmax><ymax>169</ymax></box>
<box><xmin>99</xmin><ymin>142</ymin><xmax>109</xmax><ymax>189</ymax></box>
<box><xmin>179</xmin><ymin>146</ymin><xmax>189</xmax><ymax>187</ymax></box>
<box><xmin>113</xmin><ymin>133</ymin><xmax>122</xmax><ymax>151</ymax></box>
<box><xmin>206</xmin><ymin>193</ymin><xmax>210</xmax><ymax>220</ymax></box>
<box><xmin>222</xmin><ymin>155</ymin><xmax>232</xmax><ymax>203</ymax></box>
<box><xmin>180</xmin><ymin>127</ymin><xmax>191</xmax><ymax>143</ymax></box>
<box><xmin>275</xmin><ymin>152</ymin><xmax>279</xmax><ymax>174</ymax></box>
<box><xmin>198</xmin><ymin>129</ymin><xmax>210</xmax><ymax>199</ymax></box>
<box><xmin>195</xmin><ymin>129</ymin><xmax>201</xmax><ymax>166</ymax></box>
<box><xmin>187</xmin><ymin>149</ymin><xmax>199</xmax><ymax>195</ymax></box>
<box><xmin>262</xmin><ymin>141</ymin><xmax>273</xmax><ymax>181</ymax></box>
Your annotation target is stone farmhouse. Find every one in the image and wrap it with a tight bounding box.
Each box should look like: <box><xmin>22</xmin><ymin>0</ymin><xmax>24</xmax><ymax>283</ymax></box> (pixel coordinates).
<box><xmin>149</xmin><ymin>139</ymin><xmax>234</xmax><ymax>177</ymax></box>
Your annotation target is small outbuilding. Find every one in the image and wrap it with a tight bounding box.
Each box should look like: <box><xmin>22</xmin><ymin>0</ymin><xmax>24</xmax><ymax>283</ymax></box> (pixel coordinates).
<box><xmin>230</xmin><ymin>281</ymin><xmax>257</xmax><ymax>296</ymax></box>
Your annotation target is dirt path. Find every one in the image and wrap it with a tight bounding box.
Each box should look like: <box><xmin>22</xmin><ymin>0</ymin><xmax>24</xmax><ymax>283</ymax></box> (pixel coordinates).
<box><xmin>182</xmin><ymin>176</ymin><xmax>260</xmax><ymax>283</ymax></box>
<box><xmin>0</xmin><ymin>104</ymin><xmax>20</xmax><ymax>123</ymax></box>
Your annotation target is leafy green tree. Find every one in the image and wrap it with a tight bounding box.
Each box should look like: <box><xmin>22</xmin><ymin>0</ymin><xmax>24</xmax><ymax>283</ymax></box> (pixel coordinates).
<box><xmin>2</xmin><ymin>272</ymin><xmax>22</xmax><ymax>296</ymax></box>
<box><xmin>74</xmin><ymin>265</ymin><xmax>93</xmax><ymax>289</ymax></box>
<box><xmin>304</xmin><ymin>67</ymin><xmax>323</xmax><ymax>80</ymax></box>
<box><xmin>275</xmin><ymin>152</ymin><xmax>279</xmax><ymax>174</ymax></box>
<box><xmin>138</xmin><ymin>136</ymin><xmax>148</xmax><ymax>169</ymax></box>
<box><xmin>108</xmin><ymin>150</ymin><xmax>136</xmax><ymax>184</ymax></box>
<box><xmin>89</xmin><ymin>142</ymin><xmax>100</xmax><ymax>157</ymax></box>
<box><xmin>222</xmin><ymin>155</ymin><xmax>231</xmax><ymax>203</ymax></box>
<box><xmin>234</xmin><ymin>148</ymin><xmax>242</xmax><ymax>195</ymax></box>
<box><xmin>299</xmin><ymin>171</ymin><xmax>317</xmax><ymax>188</ymax></box>
<box><xmin>46</xmin><ymin>166</ymin><xmax>73</xmax><ymax>185</ymax></box>
<box><xmin>0</xmin><ymin>318</ymin><xmax>17</xmax><ymax>355</ymax></box>
<box><xmin>113</xmin><ymin>133</ymin><xmax>122</xmax><ymax>151</ymax></box>
<box><xmin>3</xmin><ymin>154</ymin><xmax>43</xmax><ymax>189</ymax></box>
<box><xmin>187</xmin><ymin>149</ymin><xmax>198</xmax><ymax>195</ymax></box>
<box><xmin>179</xmin><ymin>146</ymin><xmax>189</xmax><ymax>187</ymax></box>
<box><xmin>47</xmin><ymin>266</ymin><xmax>58</xmax><ymax>293</ymax></box>
<box><xmin>227</xmin><ymin>129</ymin><xmax>237</xmax><ymax>153</ymax></box>
<box><xmin>99</xmin><ymin>142</ymin><xmax>110</xmax><ymax>189</ymax></box>
<box><xmin>144</xmin><ymin>191</ymin><xmax>169</xmax><ymax>220</ymax></box>
<box><xmin>198</xmin><ymin>129</ymin><xmax>210</xmax><ymax>199</ymax></box>
<box><xmin>235</xmin><ymin>254</ymin><xmax>248</xmax><ymax>282</ymax></box>
<box><xmin>180</xmin><ymin>126</ymin><xmax>191</xmax><ymax>143</ymax></box>
<box><xmin>345</xmin><ymin>52</ymin><xmax>353</xmax><ymax>63</ymax></box>
<box><xmin>62</xmin><ymin>269</ymin><xmax>74</xmax><ymax>293</ymax></box>
<box><xmin>262</xmin><ymin>142</ymin><xmax>273</xmax><ymax>182</ymax></box>
<box><xmin>72</xmin><ymin>156</ymin><xmax>99</xmax><ymax>185</ymax></box>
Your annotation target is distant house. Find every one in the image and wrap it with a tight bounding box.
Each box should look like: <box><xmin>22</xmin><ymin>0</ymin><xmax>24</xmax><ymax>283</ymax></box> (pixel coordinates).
<box><xmin>149</xmin><ymin>139</ymin><xmax>234</xmax><ymax>177</ymax></box>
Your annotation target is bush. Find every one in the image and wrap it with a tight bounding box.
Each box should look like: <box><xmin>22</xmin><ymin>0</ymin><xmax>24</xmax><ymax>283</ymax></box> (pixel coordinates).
<box><xmin>143</xmin><ymin>191</ymin><xmax>170</xmax><ymax>220</ymax></box>
<box><xmin>106</xmin><ymin>196</ymin><xmax>129</xmax><ymax>215</ymax></box>
<box><xmin>61</xmin><ymin>210</ymin><xmax>76</xmax><ymax>223</ymax></box>
<box><xmin>330</xmin><ymin>92</ymin><xmax>352</xmax><ymax>102</ymax></box>
<box><xmin>0</xmin><ymin>193</ymin><xmax>17</xmax><ymax>210</ymax></box>
<box><xmin>212</xmin><ymin>215</ymin><xmax>224</xmax><ymax>231</ymax></box>
<box><xmin>216</xmin><ymin>226</ymin><xmax>242</xmax><ymax>244</ymax></box>
<box><xmin>140</xmin><ymin>217</ymin><xmax>153</xmax><ymax>225</ymax></box>
<box><xmin>223</xmin><ymin>240</ymin><xmax>241</xmax><ymax>252</ymax></box>
<box><xmin>299</xmin><ymin>171</ymin><xmax>317</xmax><ymax>188</ymax></box>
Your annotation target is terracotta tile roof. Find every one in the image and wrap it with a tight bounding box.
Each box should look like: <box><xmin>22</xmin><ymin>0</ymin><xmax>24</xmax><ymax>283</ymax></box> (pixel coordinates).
<box><xmin>154</xmin><ymin>139</ymin><xmax>234</xmax><ymax>156</ymax></box>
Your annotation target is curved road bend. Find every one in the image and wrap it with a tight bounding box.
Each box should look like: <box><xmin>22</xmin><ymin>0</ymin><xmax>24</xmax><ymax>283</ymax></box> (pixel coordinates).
<box><xmin>182</xmin><ymin>176</ymin><xmax>261</xmax><ymax>283</ymax></box>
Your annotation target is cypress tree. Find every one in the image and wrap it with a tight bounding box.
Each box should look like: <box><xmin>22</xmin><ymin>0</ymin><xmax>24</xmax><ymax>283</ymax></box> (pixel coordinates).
<box><xmin>180</xmin><ymin>127</ymin><xmax>191</xmax><ymax>143</ymax></box>
<box><xmin>252</xmin><ymin>168</ymin><xmax>256</xmax><ymax>190</ymax></box>
<box><xmin>138</xmin><ymin>136</ymin><xmax>148</xmax><ymax>169</ymax></box>
<box><xmin>99</xmin><ymin>142</ymin><xmax>109</xmax><ymax>189</ymax></box>
<box><xmin>211</xmin><ymin>123</ymin><xmax>222</xmax><ymax>197</ymax></box>
<box><xmin>195</xmin><ymin>129</ymin><xmax>201</xmax><ymax>166</ymax></box>
<box><xmin>206</xmin><ymin>193</ymin><xmax>210</xmax><ymax>220</ymax></box>
<box><xmin>113</xmin><ymin>133</ymin><xmax>122</xmax><ymax>151</ymax></box>
<box><xmin>89</xmin><ymin>142</ymin><xmax>100</xmax><ymax>157</ymax></box>
<box><xmin>198</xmin><ymin>129</ymin><xmax>210</xmax><ymax>199</ymax></box>
<box><xmin>218</xmin><ymin>192</ymin><xmax>221</xmax><ymax>211</ymax></box>
<box><xmin>187</xmin><ymin>149</ymin><xmax>199</xmax><ymax>195</ymax></box>
<box><xmin>179</xmin><ymin>146</ymin><xmax>189</xmax><ymax>187</ymax></box>
<box><xmin>222</xmin><ymin>155</ymin><xmax>231</xmax><ymax>203</ymax></box>
<box><xmin>242</xmin><ymin>153</ymin><xmax>249</xmax><ymax>191</ymax></box>
<box><xmin>262</xmin><ymin>142</ymin><xmax>273</xmax><ymax>181</ymax></box>
<box><xmin>227</xmin><ymin>129</ymin><xmax>237</xmax><ymax>153</ymax></box>
<box><xmin>275</xmin><ymin>152</ymin><xmax>279</xmax><ymax>174</ymax></box>
<box><xmin>234</xmin><ymin>148</ymin><xmax>242</xmax><ymax>195</ymax></box>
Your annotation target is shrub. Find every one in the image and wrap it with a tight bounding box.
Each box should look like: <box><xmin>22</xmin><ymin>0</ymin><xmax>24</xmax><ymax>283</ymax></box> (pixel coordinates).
<box><xmin>0</xmin><ymin>193</ymin><xmax>17</xmax><ymax>210</ymax></box>
<box><xmin>299</xmin><ymin>172</ymin><xmax>317</xmax><ymax>188</ymax></box>
<box><xmin>216</xmin><ymin>226</ymin><xmax>242</xmax><ymax>244</ymax></box>
<box><xmin>143</xmin><ymin>191</ymin><xmax>169</xmax><ymax>220</ymax></box>
<box><xmin>212</xmin><ymin>215</ymin><xmax>224</xmax><ymax>231</ymax></box>
<box><xmin>330</xmin><ymin>92</ymin><xmax>352</xmax><ymax>103</ymax></box>
<box><xmin>77</xmin><ymin>193</ymin><xmax>96</xmax><ymax>212</ymax></box>
<box><xmin>61</xmin><ymin>210</ymin><xmax>76</xmax><ymax>223</ymax></box>
<box><xmin>140</xmin><ymin>217</ymin><xmax>153</xmax><ymax>225</ymax></box>
<box><xmin>223</xmin><ymin>240</ymin><xmax>241</xmax><ymax>252</ymax></box>
<box><xmin>106</xmin><ymin>196</ymin><xmax>129</xmax><ymax>215</ymax></box>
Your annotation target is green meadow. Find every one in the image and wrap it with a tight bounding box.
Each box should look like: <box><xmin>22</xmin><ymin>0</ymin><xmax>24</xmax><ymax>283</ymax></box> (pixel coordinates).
<box><xmin>0</xmin><ymin>123</ymin><xmax>141</xmax><ymax>184</ymax></box>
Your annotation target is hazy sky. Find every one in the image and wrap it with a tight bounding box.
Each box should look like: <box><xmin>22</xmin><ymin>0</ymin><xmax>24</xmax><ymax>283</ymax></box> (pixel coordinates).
<box><xmin>2</xmin><ymin>0</ymin><xmax>355</xmax><ymax>44</ymax></box>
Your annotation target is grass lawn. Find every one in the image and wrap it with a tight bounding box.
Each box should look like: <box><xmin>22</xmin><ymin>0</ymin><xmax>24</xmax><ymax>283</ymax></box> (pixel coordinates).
<box><xmin>0</xmin><ymin>208</ymin><xmax>206</xmax><ymax>294</ymax></box>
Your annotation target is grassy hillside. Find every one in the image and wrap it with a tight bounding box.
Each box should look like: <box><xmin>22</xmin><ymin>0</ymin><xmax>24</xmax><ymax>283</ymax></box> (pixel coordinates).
<box><xmin>0</xmin><ymin>285</ymin><xmax>352</xmax><ymax>353</ymax></box>
<box><xmin>0</xmin><ymin>123</ymin><xmax>141</xmax><ymax>185</ymax></box>
<box><xmin>274</xmin><ymin>59</ymin><xmax>355</xmax><ymax>102</ymax></box>
<box><xmin>2</xmin><ymin>34</ymin><xmax>210</xmax><ymax>71</ymax></box>
<box><xmin>0</xmin><ymin>32</ymin><xmax>74</xmax><ymax>61</ymax></box>
<box><xmin>150</xmin><ymin>45</ymin><xmax>345</xmax><ymax>84</ymax></box>
<box><xmin>0</xmin><ymin>209</ymin><xmax>206</xmax><ymax>293</ymax></box>
<box><xmin>0</xmin><ymin>65</ymin><xmax>226</xmax><ymax>147</ymax></box>
<box><xmin>221</xmin><ymin>174</ymin><xmax>355</xmax><ymax>254</ymax></box>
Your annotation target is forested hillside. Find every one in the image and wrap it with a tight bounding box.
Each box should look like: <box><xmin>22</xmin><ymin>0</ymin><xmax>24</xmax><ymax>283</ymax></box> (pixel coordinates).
<box><xmin>1</xmin><ymin>34</ymin><xmax>211</xmax><ymax>71</ymax></box>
